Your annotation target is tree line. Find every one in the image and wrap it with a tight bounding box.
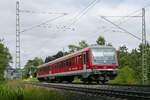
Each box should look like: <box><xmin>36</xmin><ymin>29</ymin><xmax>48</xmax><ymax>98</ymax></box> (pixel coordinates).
<box><xmin>23</xmin><ymin>35</ymin><xmax>150</xmax><ymax>84</ymax></box>
<box><xmin>0</xmin><ymin>36</ymin><xmax>150</xmax><ymax>84</ymax></box>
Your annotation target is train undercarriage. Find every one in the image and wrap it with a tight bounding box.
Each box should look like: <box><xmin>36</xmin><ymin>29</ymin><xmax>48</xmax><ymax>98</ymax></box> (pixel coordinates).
<box><xmin>37</xmin><ymin>70</ymin><xmax>117</xmax><ymax>84</ymax></box>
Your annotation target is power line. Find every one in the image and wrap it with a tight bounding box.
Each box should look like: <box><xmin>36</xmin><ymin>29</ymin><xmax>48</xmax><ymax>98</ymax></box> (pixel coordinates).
<box><xmin>68</xmin><ymin>0</ymin><xmax>100</xmax><ymax>27</ymax></box>
<box><xmin>21</xmin><ymin>14</ymin><xmax>67</xmax><ymax>33</ymax></box>
<box><xmin>20</xmin><ymin>9</ymin><xmax>68</xmax><ymax>15</ymax></box>
<box><xmin>116</xmin><ymin>3</ymin><xmax>150</xmax><ymax>25</ymax></box>
<box><xmin>100</xmin><ymin>15</ymin><xmax>142</xmax><ymax>18</ymax></box>
<box><xmin>101</xmin><ymin>16</ymin><xmax>142</xmax><ymax>40</ymax></box>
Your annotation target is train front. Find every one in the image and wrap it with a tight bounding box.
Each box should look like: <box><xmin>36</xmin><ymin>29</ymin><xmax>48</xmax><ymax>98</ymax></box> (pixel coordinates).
<box><xmin>90</xmin><ymin>46</ymin><xmax>118</xmax><ymax>83</ymax></box>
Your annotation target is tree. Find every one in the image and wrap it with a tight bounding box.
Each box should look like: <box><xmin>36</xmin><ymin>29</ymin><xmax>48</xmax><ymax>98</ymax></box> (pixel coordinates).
<box><xmin>68</xmin><ymin>40</ymin><xmax>89</xmax><ymax>52</ymax></box>
<box><xmin>45</xmin><ymin>56</ymin><xmax>55</xmax><ymax>63</ymax></box>
<box><xmin>115</xmin><ymin>44</ymin><xmax>150</xmax><ymax>84</ymax></box>
<box><xmin>53</xmin><ymin>51</ymin><xmax>64</xmax><ymax>59</ymax></box>
<box><xmin>23</xmin><ymin>57</ymin><xmax>43</xmax><ymax>78</ymax></box>
<box><xmin>45</xmin><ymin>51</ymin><xmax>66</xmax><ymax>63</ymax></box>
<box><xmin>128</xmin><ymin>48</ymin><xmax>142</xmax><ymax>83</ymax></box>
<box><xmin>107</xmin><ymin>42</ymin><xmax>113</xmax><ymax>46</ymax></box>
<box><xmin>96</xmin><ymin>36</ymin><xmax>106</xmax><ymax>45</ymax></box>
<box><xmin>0</xmin><ymin>41</ymin><xmax>12</xmax><ymax>81</ymax></box>
<box><xmin>119</xmin><ymin>45</ymin><xmax>128</xmax><ymax>53</ymax></box>
<box><xmin>118</xmin><ymin>45</ymin><xmax>129</xmax><ymax>67</ymax></box>
<box><xmin>78</xmin><ymin>40</ymin><xmax>89</xmax><ymax>49</ymax></box>
<box><xmin>68</xmin><ymin>44</ymin><xmax>80</xmax><ymax>52</ymax></box>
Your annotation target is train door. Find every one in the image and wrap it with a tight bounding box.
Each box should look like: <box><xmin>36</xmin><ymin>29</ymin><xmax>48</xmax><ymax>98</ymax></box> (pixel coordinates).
<box><xmin>82</xmin><ymin>51</ymin><xmax>89</xmax><ymax>70</ymax></box>
<box><xmin>77</xmin><ymin>54</ymin><xmax>83</xmax><ymax>70</ymax></box>
<box><xmin>70</xmin><ymin>56</ymin><xmax>76</xmax><ymax>71</ymax></box>
<box><xmin>68</xmin><ymin>58</ymin><xmax>71</xmax><ymax>71</ymax></box>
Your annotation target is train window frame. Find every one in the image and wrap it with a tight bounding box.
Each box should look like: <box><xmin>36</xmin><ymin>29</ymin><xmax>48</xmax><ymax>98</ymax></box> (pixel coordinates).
<box><xmin>83</xmin><ymin>51</ymin><xmax>89</xmax><ymax>64</ymax></box>
<box><xmin>63</xmin><ymin>60</ymin><xmax>66</xmax><ymax>67</ymax></box>
<box><xmin>78</xmin><ymin>55</ymin><xmax>82</xmax><ymax>64</ymax></box>
<box><xmin>86</xmin><ymin>51</ymin><xmax>89</xmax><ymax>63</ymax></box>
<box><xmin>49</xmin><ymin>66</ymin><xmax>51</xmax><ymax>70</ymax></box>
<box><xmin>56</xmin><ymin>64</ymin><xmax>58</xmax><ymax>68</ymax></box>
<box><xmin>71</xmin><ymin>57</ymin><xmax>75</xmax><ymax>65</ymax></box>
<box><xmin>66</xmin><ymin>59</ymin><xmax>68</xmax><ymax>66</ymax></box>
<box><xmin>58</xmin><ymin>62</ymin><xmax>61</xmax><ymax>67</ymax></box>
<box><xmin>83</xmin><ymin>54</ymin><xmax>86</xmax><ymax>64</ymax></box>
<box><xmin>68</xmin><ymin>58</ymin><xmax>71</xmax><ymax>66</ymax></box>
<box><xmin>61</xmin><ymin>61</ymin><xmax>63</xmax><ymax>67</ymax></box>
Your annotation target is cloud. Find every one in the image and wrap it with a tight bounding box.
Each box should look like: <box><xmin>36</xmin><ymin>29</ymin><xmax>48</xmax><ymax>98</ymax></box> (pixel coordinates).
<box><xmin>0</xmin><ymin>0</ymin><xmax>150</xmax><ymax>67</ymax></box>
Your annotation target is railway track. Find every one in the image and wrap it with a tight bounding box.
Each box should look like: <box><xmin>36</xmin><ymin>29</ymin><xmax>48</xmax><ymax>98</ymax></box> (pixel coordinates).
<box><xmin>27</xmin><ymin>82</ymin><xmax>150</xmax><ymax>100</ymax></box>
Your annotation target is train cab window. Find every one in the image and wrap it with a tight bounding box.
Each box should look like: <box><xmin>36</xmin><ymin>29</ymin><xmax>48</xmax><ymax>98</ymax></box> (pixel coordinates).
<box><xmin>71</xmin><ymin>57</ymin><xmax>75</xmax><ymax>65</ymax></box>
<box><xmin>78</xmin><ymin>55</ymin><xmax>82</xmax><ymax>64</ymax></box>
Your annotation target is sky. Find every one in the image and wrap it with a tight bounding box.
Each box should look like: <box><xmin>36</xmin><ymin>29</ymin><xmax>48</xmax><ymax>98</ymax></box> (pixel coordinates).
<box><xmin>0</xmin><ymin>0</ymin><xmax>150</xmax><ymax>68</ymax></box>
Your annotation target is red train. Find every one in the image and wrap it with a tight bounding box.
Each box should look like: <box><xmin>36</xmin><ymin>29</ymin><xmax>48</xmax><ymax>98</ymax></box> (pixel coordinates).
<box><xmin>37</xmin><ymin>45</ymin><xmax>118</xmax><ymax>83</ymax></box>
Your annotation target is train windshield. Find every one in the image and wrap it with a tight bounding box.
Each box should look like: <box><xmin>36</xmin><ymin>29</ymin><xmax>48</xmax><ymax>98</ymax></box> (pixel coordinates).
<box><xmin>91</xmin><ymin>47</ymin><xmax>117</xmax><ymax>64</ymax></box>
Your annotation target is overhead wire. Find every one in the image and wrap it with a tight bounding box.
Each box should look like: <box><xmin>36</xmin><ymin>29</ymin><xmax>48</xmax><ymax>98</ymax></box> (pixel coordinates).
<box><xmin>97</xmin><ymin>3</ymin><xmax>150</xmax><ymax>42</ymax></box>
<box><xmin>68</xmin><ymin>0</ymin><xmax>100</xmax><ymax>27</ymax></box>
<box><xmin>101</xmin><ymin>16</ymin><xmax>141</xmax><ymax>40</ymax></box>
<box><xmin>19</xmin><ymin>9</ymin><xmax>68</xmax><ymax>15</ymax></box>
<box><xmin>116</xmin><ymin>3</ymin><xmax>150</xmax><ymax>25</ymax></box>
<box><xmin>21</xmin><ymin>14</ymin><xmax>67</xmax><ymax>33</ymax></box>
<box><xmin>101</xmin><ymin>16</ymin><xmax>150</xmax><ymax>44</ymax></box>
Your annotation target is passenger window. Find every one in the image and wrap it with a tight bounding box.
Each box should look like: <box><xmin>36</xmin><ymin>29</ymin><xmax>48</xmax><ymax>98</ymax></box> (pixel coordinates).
<box><xmin>78</xmin><ymin>55</ymin><xmax>82</xmax><ymax>64</ymax></box>
<box><xmin>64</xmin><ymin>60</ymin><xmax>66</xmax><ymax>67</ymax></box>
<box><xmin>66</xmin><ymin>59</ymin><xmax>68</xmax><ymax>66</ymax></box>
<box><xmin>86</xmin><ymin>51</ymin><xmax>88</xmax><ymax>63</ymax></box>
<box><xmin>83</xmin><ymin>54</ymin><xmax>86</xmax><ymax>64</ymax></box>
<box><xmin>71</xmin><ymin>57</ymin><xmax>75</xmax><ymax>65</ymax></box>
<box><xmin>61</xmin><ymin>62</ymin><xmax>63</xmax><ymax>67</ymax></box>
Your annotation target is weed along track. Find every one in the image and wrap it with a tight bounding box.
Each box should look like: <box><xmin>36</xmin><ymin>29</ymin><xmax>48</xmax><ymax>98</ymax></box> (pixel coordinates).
<box><xmin>28</xmin><ymin>82</ymin><xmax>150</xmax><ymax>100</ymax></box>
<box><xmin>0</xmin><ymin>81</ymin><xmax>63</xmax><ymax>100</ymax></box>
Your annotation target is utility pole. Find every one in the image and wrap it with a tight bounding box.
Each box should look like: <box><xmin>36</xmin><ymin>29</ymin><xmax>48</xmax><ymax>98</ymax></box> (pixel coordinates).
<box><xmin>16</xmin><ymin>1</ymin><xmax>21</xmax><ymax>69</ymax></box>
<box><xmin>142</xmin><ymin>8</ymin><xmax>148</xmax><ymax>84</ymax></box>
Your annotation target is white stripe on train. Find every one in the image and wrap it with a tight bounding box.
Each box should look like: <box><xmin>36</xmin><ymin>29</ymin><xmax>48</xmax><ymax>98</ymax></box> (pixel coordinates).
<box><xmin>37</xmin><ymin>68</ymin><xmax>117</xmax><ymax>78</ymax></box>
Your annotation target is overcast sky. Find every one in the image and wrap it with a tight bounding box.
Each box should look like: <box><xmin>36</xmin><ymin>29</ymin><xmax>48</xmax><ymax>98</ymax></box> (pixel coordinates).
<box><xmin>0</xmin><ymin>0</ymin><xmax>150</xmax><ymax>68</ymax></box>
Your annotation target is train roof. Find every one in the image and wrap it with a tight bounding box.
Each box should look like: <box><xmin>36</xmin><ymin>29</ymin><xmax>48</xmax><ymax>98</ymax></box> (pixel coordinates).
<box><xmin>38</xmin><ymin>45</ymin><xmax>115</xmax><ymax>69</ymax></box>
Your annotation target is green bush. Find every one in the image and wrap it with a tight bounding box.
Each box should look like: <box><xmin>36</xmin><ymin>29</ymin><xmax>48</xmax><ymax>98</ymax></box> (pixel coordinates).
<box><xmin>108</xmin><ymin>66</ymin><xmax>139</xmax><ymax>84</ymax></box>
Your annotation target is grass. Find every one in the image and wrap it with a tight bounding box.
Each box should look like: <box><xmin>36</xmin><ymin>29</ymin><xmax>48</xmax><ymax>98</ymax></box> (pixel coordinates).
<box><xmin>0</xmin><ymin>80</ymin><xmax>64</xmax><ymax>100</ymax></box>
<box><xmin>23</xmin><ymin>77</ymin><xmax>39</xmax><ymax>82</ymax></box>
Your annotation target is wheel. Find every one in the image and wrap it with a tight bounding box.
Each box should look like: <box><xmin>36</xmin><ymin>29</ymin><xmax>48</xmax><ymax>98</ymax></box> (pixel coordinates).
<box><xmin>68</xmin><ymin>78</ymin><xmax>73</xmax><ymax>83</ymax></box>
<box><xmin>100</xmin><ymin>80</ymin><xmax>106</xmax><ymax>84</ymax></box>
<box><xmin>96</xmin><ymin>80</ymin><xmax>100</xmax><ymax>84</ymax></box>
<box><xmin>82</xmin><ymin>78</ymin><xmax>88</xmax><ymax>84</ymax></box>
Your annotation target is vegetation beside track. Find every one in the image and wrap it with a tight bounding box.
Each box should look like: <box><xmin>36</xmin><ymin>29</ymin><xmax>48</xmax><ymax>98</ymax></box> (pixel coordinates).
<box><xmin>108</xmin><ymin>66</ymin><xmax>139</xmax><ymax>84</ymax></box>
<box><xmin>0</xmin><ymin>80</ymin><xmax>64</xmax><ymax>100</ymax></box>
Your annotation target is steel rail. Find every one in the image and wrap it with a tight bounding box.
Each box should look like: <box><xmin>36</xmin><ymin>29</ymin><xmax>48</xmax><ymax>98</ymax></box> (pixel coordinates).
<box><xmin>26</xmin><ymin>82</ymin><xmax>150</xmax><ymax>100</ymax></box>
